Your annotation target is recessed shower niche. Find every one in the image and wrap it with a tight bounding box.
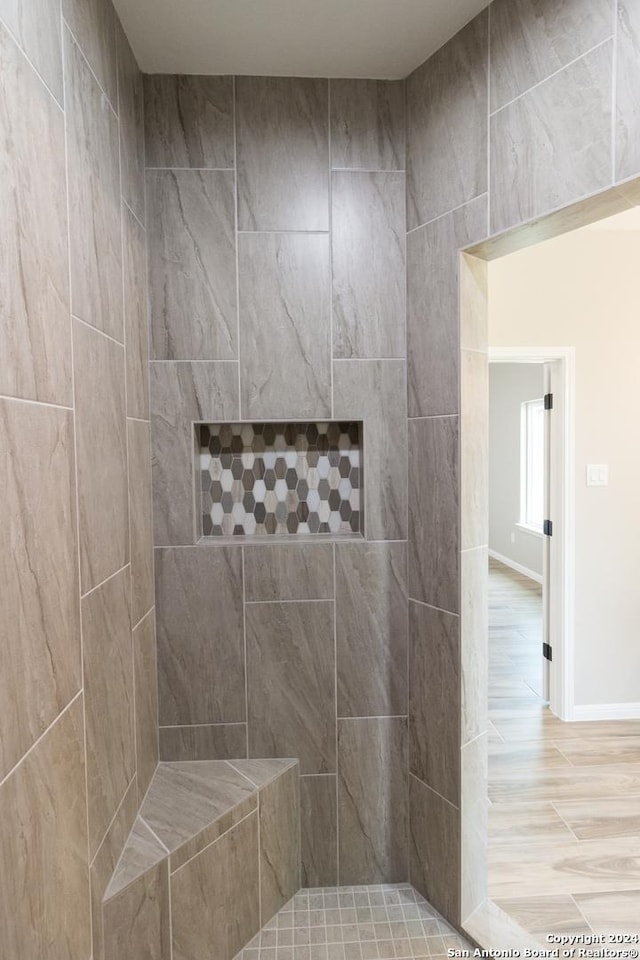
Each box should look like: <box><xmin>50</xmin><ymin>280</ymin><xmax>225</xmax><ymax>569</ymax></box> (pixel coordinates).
<box><xmin>199</xmin><ymin>421</ymin><xmax>363</xmax><ymax>537</ymax></box>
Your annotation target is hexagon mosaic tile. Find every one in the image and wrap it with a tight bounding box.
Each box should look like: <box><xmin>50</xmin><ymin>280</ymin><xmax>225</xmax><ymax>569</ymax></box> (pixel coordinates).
<box><xmin>200</xmin><ymin>422</ymin><xmax>363</xmax><ymax>537</ymax></box>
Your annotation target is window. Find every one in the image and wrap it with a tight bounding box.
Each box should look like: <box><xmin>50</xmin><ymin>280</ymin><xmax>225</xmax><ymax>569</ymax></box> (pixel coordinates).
<box><xmin>520</xmin><ymin>398</ymin><xmax>544</xmax><ymax>532</ymax></box>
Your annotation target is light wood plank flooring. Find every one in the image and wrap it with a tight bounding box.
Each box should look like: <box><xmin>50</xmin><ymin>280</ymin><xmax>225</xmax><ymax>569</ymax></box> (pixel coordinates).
<box><xmin>488</xmin><ymin>558</ymin><xmax>640</xmax><ymax>937</ymax></box>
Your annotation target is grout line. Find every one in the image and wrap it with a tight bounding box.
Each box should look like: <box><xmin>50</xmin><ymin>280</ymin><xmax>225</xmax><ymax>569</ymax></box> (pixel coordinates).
<box><xmin>548</xmin><ymin>801</ymin><xmax>585</xmax><ymax>843</ymax></box>
<box><xmin>333</xmin><ymin>540</ymin><xmax>340</xmax><ymax>885</ymax></box>
<box><xmin>408</xmin><ymin>597</ymin><xmax>459</xmax><ymax>617</ymax></box>
<box><xmin>328</xmin><ymin>78</ymin><xmax>335</xmax><ymax>421</ymax></box>
<box><xmin>242</xmin><ymin>546</ymin><xmax>249</xmax><ymax>759</ymax></box>
<box><xmin>89</xmin><ymin>776</ymin><xmax>136</xmax><ymax>870</ymax></box>
<box><xmin>60</xmin><ymin>25</ymin><xmax>94</xmax><ymax>945</ymax></box>
<box><xmin>123</xmin><ymin>195</ymin><xmax>145</xmax><ymax>231</ymax></box>
<box><xmin>332</xmin><ymin>356</ymin><xmax>406</xmax><ymax>363</ymax></box>
<box><xmin>406</xmin><ymin>193</ymin><xmax>489</xmax><ymax>236</ymax></box>
<box><xmin>571</xmin><ymin>894</ymin><xmax>596</xmax><ymax>935</ymax></box>
<box><xmin>245</xmin><ymin>598</ymin><xmax>334</xmax><ymax>606</ymax></box>
<box><xmin>0</xmin><ymin>11</ymin><xmax>64</xmax><ymax>109</ymax></box>
<box><xmin>159</xmin><ymin>721</ymin><xmax>245</xmax><ymax>730</ymax></box>
<box><xmin>72</xmin><ymin>313</ymin><xmax>125</xmax><ymax>349</ymax></box>
<box><xmin>169</xmin><ymin>806</ymin><xmax>258</xmax><ymax>876</ymax></box>
<box><xmin>79</xmin><ymin>561</ymin><xmax>130</xmax><ymax>601</ymax></box>
<box><xmin>338</xmin><ymin>715</ymin><xmax>409</xmax><ymax>722</ymax></box>
<box><xmin>489</xmin><ymin>36</ymin><xmax>614</xmax><ymax>118</ymax></box>
<box><xmin>233</xmin><ymin>76</ymin><xmax>242</xmax><ymax>423</ymax></box>
<box><xmin>145</xmin><ymin>166</ymin><xmax>235</xmax><ymax>171</ymax></box>
<box><xmin>408</xmin><ymin>414</ymin><xmax>458</xmax><ymax>420</ymax></box>
<box><xmin>236</xmin><ymin>229</ymin><xmax>330</xmax><ymax>235</ymax></box>
<box><xmin>62</xmin><ymin>17</ymin><xmax>118</xmax><ymax>119</ymax></box>
<box><xmin>138</xmin><ymin>814</ymin><xmax>171</xmax><ymax>855</ymax></box>
<box><xmin>409</xmin><ymin>772</ymin><xmax>459</xmax><ymax>811</ymax></box>
<box><xmin>0</xmin><ymin>690</ymin><xmax>83</xmax><ymax>791</ymax></box>
<box><xmin>0</xmin><ymin>393</ymin><xmax>74</xmax><ymax>411</ymax></box>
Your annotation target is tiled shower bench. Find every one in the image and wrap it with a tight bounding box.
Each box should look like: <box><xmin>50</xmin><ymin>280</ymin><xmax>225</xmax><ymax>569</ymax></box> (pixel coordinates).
<box><xmin>100</xmin><ymin>758</ymin><xmax>300</xmax><ymax>960</ymax></box>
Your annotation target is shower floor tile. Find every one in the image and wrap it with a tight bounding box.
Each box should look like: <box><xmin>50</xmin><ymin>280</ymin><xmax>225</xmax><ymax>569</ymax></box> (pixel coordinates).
<box><xmin>235</xmin><ymin>884</ymin><xmax>473</xmax><ymax>959</ymax></box>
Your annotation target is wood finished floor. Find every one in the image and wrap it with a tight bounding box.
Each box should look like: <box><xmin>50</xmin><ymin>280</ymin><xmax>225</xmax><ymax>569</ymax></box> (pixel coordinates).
<box><xmin>488</xmin><ymin>559</ymin><xmax>640</xmax><ymax>936</ymax></box>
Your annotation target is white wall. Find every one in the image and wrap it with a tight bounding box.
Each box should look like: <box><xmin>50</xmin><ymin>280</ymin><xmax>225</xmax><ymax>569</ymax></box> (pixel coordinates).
<box><xmin>489</xmin><ymin>222</ymin><xmax>640</xmax><ymax>708</ymax></box>
<box><xmin>489</xmin><ymin>363</ymin><xmax>544</xmax><ymax>579</ymax></box>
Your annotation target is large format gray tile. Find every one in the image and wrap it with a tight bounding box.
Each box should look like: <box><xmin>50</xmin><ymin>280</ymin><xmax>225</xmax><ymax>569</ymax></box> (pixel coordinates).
<box><xmin>332</xmin><ymin>171</ymin><xmax>405</xmax><ymax>359</ymax></box>
<box><xmin>258</xmin><ymin>764</ymin><xmax>300</xmax><ymax>918</ymax></box>
<box><xmin>490</xmin><ymin>42</ymin><xmax>613</xmax><ymax>234</ymax></box>
<box><xmin>143</xmin><ymin>74</ymin><xmax>234</xmax><ymax>169</ymax></box>
<box><xmin>73</xmin><ymin>319</ymin><xmax>128</xmax><ymax>592</ymax></box>
<box><xmin>246</xmin><ymin>601</ymin><xmax>335</xmax><ymax>775</ymax></box>
<box><xmin>616</xmin><ymin>0</ymin><xmax>640</xmax><ymax>182</ymax></box>
<box><xmin>244</xmin><ymin>543</ymin><xmax>334</xmax><ymax>602</ymax></box>
<box><xmin>82</xmin><ymin>567</ymin><xmax>134</xmax><ymax>858</ymax></box>
<box><xmin>156</xmin><ymin>546</ymin><xmax>245</xmax><ymax>725</ymax></box>
<box><xmin>65</xmin><ymin>27</ymin><xmax>122</xmax><ymax>342</ymax></box>
<box><xmin>409</xmin><ymin>600</ymin><xmax>459</xmax><ymax>805</ymax></box>
<box><xmin>140</xmin><ymin>761</ymin><xmax>256</xmax><ymax>867</ymax></box>
<box><xmin>171</xmin><ymin>812</ymin><xmax>260</xmax><ymax>960</ymax></box>
<box><xmin>103</xmin><ymin>860</ymin><xmax>170</xmax><ymax>960</ymax></box>
<box><xmin>408</xmin><ymin>417</ymin><xmax>459</xmax><ymax>612</ymax></box>
<box><xmin>133</xmin><ymin>610</ymin><xmax>159</xmax><ymax>805</ymax></box>
<box><xmin>62</xmin><ymin>0</ymin><xmax>116</xmax><ymax>106</ymax></box>
<box><xmin>409</xmin><ymin>774</ymin><xmax>460</xmax><ymax>923</ymax></box>
<box><xmin>159</xmin><ymin>724</ymin><xmax>247</xmax><ymax>762</ymax></box>
<box><xmin>330</xmin><ymin>78</ymin><xmax>405</xmax><ymax>171</ymax></box>
<box><xmin>300</xmin><ymin>775</ymin><xmax>337</xmax><ymax>887</ymax></box>
<box><xmin>336</xmin><ymin>541</ymin><xmax>408</xmax><ymax>719</ymax></box>
<box><xmin>150</xmin><ymin>361</ymin><xmax>239</xmax><ymax>545</ymax></box>
<box><xmin>338</xmin><ymin>717</ymin><xmax>408</xmax><ymax>884</ymax></box>
<box><xmin>90</xmin><ymin>778</ymin><xmax>138</xmax><ymax>960</ymax></box>
<box><xmin>237</xmin><ymin>76</ymin><xmax>329</xmax><ymax>231</ymax></box>
<box><xmin>407</xmin><ymin>196</ymin><xmax>487</xmax><ymax>418</ymax></box>
<box><xmin>123</xmin><ymin>203</ymin><xmax>149</xmax><ymax>420</ymax></box>
<box><xmin>0</xmin><ymin>400</ymin><xmax>80</xmax><ymax>782</ymax></box>
<box><xmin>0</xmin><ymin>697</ymin><xmax>90</xmax><ymax>960</ymax></box>
<box><xmin>334</xmin><ymin>360</ymin><xmax>407</xmax><ymax>541</ymax></box>
<box><xmin>239</xmin><ymin>232</ymin><xmax>331</xmax><ymax>419</ymax></box>
<box><xmin>116</xmin><ymin>22</ymin><xmax>144</xmax><ymax>224</ymax></box>
<box><xmin>128</xmin><ymin>418</ymin><xmax>153</xmax><ymax>626</ymax></box>
<box><xmin>0</xmin><ymin>0</ymin><xmax>62</xmax><ymax>100</ymax></box>
<box><xmin>104</xmin><ymin>815</ymin><xmax>166</xmax><ymax>900</ymax></box>
<box><xmin>406</xmin><ymin>12</ymin><xmax>488</xmax><ymax>229</ymax></box>
<box><xmin>0</xmin><ymin>22</ymin><xmax>70</xmax><ymax>405</ymax></box>
<box><xmin>148</xmin><ymin>169</ymin><xmax>236</xmax><ymax>361</ymax></box>
<box><xmin>490</xmin><ymin>0</ymin><xmax>613</xmax><ymax>112</ymax></box>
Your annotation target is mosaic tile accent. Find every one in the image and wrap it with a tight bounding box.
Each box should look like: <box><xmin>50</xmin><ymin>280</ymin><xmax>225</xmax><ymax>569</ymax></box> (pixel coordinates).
<box><xmin>235</xmin><ymin>884</ymin><xmax>473</xmax><ymax>960</ymax></box>
<box><xmin>200</xmin><ymin>423</ymin><xmax>363</xmax><ymax>537</ymax></box>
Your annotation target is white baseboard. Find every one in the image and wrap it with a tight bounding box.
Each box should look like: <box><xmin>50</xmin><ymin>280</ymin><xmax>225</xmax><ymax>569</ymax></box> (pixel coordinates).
<box><xmin>488</xmin><ymin>548</ymin><xmax>543</xmax><ymax>585</ymax></box>
<box><xmin>571</xmin><ymin>702</ymin><xmax>640</xmax><ymax>721</ymax></box>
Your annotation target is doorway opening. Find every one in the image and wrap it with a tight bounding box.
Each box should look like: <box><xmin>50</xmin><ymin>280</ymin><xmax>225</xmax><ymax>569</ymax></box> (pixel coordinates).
<box><xmin>460</xmin><ymin>188</ymin><xmax>640</xmax><ymax>946</ymax></box>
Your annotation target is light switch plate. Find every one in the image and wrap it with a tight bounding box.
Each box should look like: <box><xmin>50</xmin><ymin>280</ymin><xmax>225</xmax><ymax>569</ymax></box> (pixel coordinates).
<box><xmin>586</xmin><ymin>464</ymin><xmax>609</xmax><ymax>486</ymax></box>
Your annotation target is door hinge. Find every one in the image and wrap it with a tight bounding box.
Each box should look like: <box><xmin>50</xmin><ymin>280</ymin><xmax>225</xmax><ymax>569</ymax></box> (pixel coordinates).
<box><xmin>543</xmin><ymin>642</ymin><xmax>553</xmax><ymax>662</ymax></box>
<box><xmin>543</xmin><ymin>519</ymin><xmax>553</xmax><ymax>536</ymax></box>
<box><xmin>544</xmin><ymin>393</ymin><xmax>553</xmax><ymax>410</ymax></box>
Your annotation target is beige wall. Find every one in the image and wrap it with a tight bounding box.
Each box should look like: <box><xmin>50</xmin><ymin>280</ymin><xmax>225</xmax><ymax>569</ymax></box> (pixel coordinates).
<box><xmin>489</xmin><ymin>224</ymin><xmax>640</xmax><ymax>707</ymax></box>
<box><xmin>489</xmin><ymin>363</ymin><xmax>544</xmax><ymax>578</ymax></box>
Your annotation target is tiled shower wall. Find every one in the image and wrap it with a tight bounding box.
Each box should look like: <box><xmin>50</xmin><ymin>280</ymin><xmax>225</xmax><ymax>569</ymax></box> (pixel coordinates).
<box><xmin>405</xmin><ymin>0</ymin><xmax>640</xmax><ymax>928</ymax></box>
<box><xmin>147</xmin><ymin>76</ymin><xmax>410</xmax><ymax>885</ymax></box>
<box><xmin>0</xmin><ymin>0</ymin><xmax>157</xmax><ymax>955</ymax></box>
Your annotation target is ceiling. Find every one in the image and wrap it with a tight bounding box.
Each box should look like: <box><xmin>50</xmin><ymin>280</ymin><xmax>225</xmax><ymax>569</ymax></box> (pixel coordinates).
<box><xmin>113</xmin><ymin>0</ymin><xmax>490</xmax><ymax>78</ymax></box>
